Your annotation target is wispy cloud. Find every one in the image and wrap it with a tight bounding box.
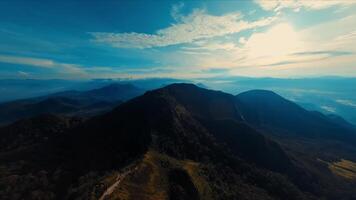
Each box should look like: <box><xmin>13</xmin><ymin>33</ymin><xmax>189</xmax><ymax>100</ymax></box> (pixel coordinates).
<box><xmin>0</xmin><ymin>54</ymin><xmax>190</xmax><ymax>79</ymax></box>
<box><xmin>336</xmin><ymin>99</ymin><xmax>356</xmax><ymax>108</ymax></box>
<box><xmin>321</xmin><ymin>105</ymin><xmax>336</xmax><ymax>113</ymax></box>
<box><xmin>265</xmin><ymin>50</ymin><xmax>354</xmax><ymax>66</ymax></box>
<box><xmin>171</xmin><ymin>2</ymin><xmax>185</xmax><ymax>21</ymax></box>
<box><xmin>2</xmin><ymin>2</ymin><xmax>355</xmax><ymax>79</ymax></box>
<box><xmin>292</xmin><ymin>51</ymin><xmax>353</xmax><ymax>56</ymax></box>
<box><xmin>255</xmin><ymin>0</ymin><xmax>356</xmax><ymax>12</ymax></box>
<box><xmin>90</xmin><ymin>8</ymin><xmax>276</xmax><ymax>49</ymax></box>
<box><xmin>169</xmin><ymin>13</ymin><xmax>356</xmax><ymax>77</ymax></box>
<box><xmin>0</xmin><ymin>54</ymin><xmax>87</xmax><ymax>77</ymax></box>
<box><xmin>0</xmin><ymin>55</ymin><xmax>57</xmax><ymax>68</ymax></box>
<box><xmin>17</xmin><ymin>71</ymin><xmax>30</xmax><ymax>77</ymax></box>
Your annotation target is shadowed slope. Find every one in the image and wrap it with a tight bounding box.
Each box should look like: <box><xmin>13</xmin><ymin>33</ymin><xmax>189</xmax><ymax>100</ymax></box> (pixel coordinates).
<box><xmin>0</xmin><ymin>83</ymin><xmax>143</xmax><ymax>125</ymax></box>
<box><xmin>236</xmin><ymin>90</ymin><xmax>356</xmax><ymax>144</ymax></box>
<box><xmin>2</xmin><ymin>84</ymin><xmax>356</xmax><ymax>199</ymax></box>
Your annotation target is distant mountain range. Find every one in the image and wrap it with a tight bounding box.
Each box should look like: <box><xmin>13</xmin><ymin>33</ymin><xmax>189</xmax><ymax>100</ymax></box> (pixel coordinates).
<box><xmin>2</xmin><ymin>77</ymin><xmax>355</xmax><ymax>125</ymax></box>
<box><xmin>0</xmin><ymin>78</ymin><xmax>182</xmax><ymax>102</ymax></box>
<box><xmin>0</xmin><ymin>83</ymin><xmax>355</xmax><ymax>200</ymax></box>
<box><xmin>202</xmin><ymin>76</ymin><xmax>356</xmax><ymax>125</ymax></box>
<box><xmin>0</xmin><ymin>83</ymin><xmax>144</xmax><ymax>125</ymax></box>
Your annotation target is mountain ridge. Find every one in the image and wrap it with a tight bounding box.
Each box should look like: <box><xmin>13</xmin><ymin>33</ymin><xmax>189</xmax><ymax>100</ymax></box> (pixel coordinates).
<box><xmin>1</xmin><ymin>83</ymin><xmax>355</xmax><ymax>199</ymax></box>
<box><xmin>0</xmin><ymin>83</ymin><xmax>144</xmax><ymax>125</ymax></box>
<box><xmin>236</xmin><ymin>89</ymin><xmax>356</xmax><ymax>141</ymax></box>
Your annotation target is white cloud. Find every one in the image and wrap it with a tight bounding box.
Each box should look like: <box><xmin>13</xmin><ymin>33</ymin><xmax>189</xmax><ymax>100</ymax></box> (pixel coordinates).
<box><xmin>256</xmin><ymin>0</ymin><xmax>280</xmax><ymax>11</ymax></box>
<box><xmin>85</xmin><ymin>4</ymin><xmax>356</xmax><ymax>78</ymax></box>
<box><xmin>336</xmin><ymin>99</ymin><xmax>356</xmax><ymax>108</ymax></box>
<box><xmin>321</xmin><ymin>105</ymin><xmax>336</xmax><ymax>113</ymax></box>
<box><xmin>160</xmin><ymin>12</ymin><xmax>356</xmax><ymax>77</ymax></box>
<box><xmin>183</xmin><ymin>39</ymin><xmax>240</xmax><ymax>51</ymax></box>
<box><xmin>171</xmin><ymin>2</ymin><xmax>185</xmax><ymax>21</ymax></box>
<box><xmin>0</xmin><ymin>54</ymin><xmax>87</xmax><ymax>77</ymax></box>
<box><xmin>0</xmin><ymin>54</ymin><xmax>193</xmax><ymax>79</ymax></box>
<box><xmin>245</xmin><ymin>23</ymin><xmax>301</xmax><ymax>59</ymax></box>
<box><xmin>255</xmin><ymin>0</ymin><xmax>356</xmax><ymax>12</ymax></box>
<box><xmin>90</xmin><ymin>9</ymin><xmax>276</xmax><ymax>49</ymax></box>
<box><xmin>18</xmin><ymin>71</ymin><xmax>29</xmax><ymax>77</ymax></box>
<box><xmin>239</xmin><ymin>37</ymin><xmax>246</xmax><ymax>44</ymax></box>
<box><xmin>0</xmin><ymin>55</ymin><xmax>56</xmax><ymax>68</ymax></box>
<box><xmin>228</xmin><ymin>15</ymin><xmax>356</xmax><ymax>76</ymax></box>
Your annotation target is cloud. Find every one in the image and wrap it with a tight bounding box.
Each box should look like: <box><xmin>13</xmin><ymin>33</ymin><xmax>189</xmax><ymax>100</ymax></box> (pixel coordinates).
<box><xmin>263</xmin><ymin>50</ymin><xmax>354</xmax><ymax>66</ymax></box>
<box><xmin>0</xmin><ymin>54</ymin><xmax>197</xmax><ymax>79</ymax></box>
<box><xmin>239</xmin><ymin>37</ymin><xmax>246</xmax><ymax>44</ymax></box>
<box><xmin>336</xmin><ymin>99</ymin><xmax>356</xmax><ymax>108</ymax></box>
<box><xmin>244</xmin><ymin>23</ymin><xmax>300</xmax><ymax>58</ymax></box>
<box><xmin>160</xmin><ymin>12</ymin><xmax>356</xmax><ymax>77</ymax></box>
<box><xmin>255</xmin><ymin>0</ymin><xmax>356</xmax><ymax>12</ymax></box>
<box><xmin>90</xmin><ymin>9</ymin><xmax>276</xmax><ymax>49</ymax></box>
<box><xmin>0</xmin><ymin>55</ymin><xmax>56</xmax><ymax>68</ymax></box>
<box><xmin>183</xmin><ymin>39</ymin><xmax>240</xmax><ymax>51</ymax></box>
<box><xmin>227</xmin><ymin>16</ymin><xmax>356</xmax><ymax>76</ymax></box>
<box><xmin>171</xmin><ymin>2</ymin><xmax>185</xmax><ymax>21</ymax></box>
<box><xmin>201</xmin><ymin>68</ymin><xmax>231</xmax><ymax>74</ymax></box>
<box><xmin>292</xmin><ymin>51</ymin><xmax>353</xmax><ymax>56</ymax></box>
<box><xmin>18</xmin><ymin>71</ymin><xmax>29</xmax><ymax>77</ymax></box>
<box><xmin>321</xmin><ymin>105</ymin><xmax>336</xmax><ymax>113</ymax></box>
<box><xmin>0</xmin><ymin>54</ymin><xmax>87</xmax><ymax>77</ymax></box>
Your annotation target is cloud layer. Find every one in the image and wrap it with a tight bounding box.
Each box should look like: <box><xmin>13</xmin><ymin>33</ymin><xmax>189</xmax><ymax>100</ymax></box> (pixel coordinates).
<box><xmin>90</xmin><ymin>9</ymin><xmax>275</xmax><ymax>49</ymax></box>
<box><xmin>0</xmin><ymin>54</ymin><xmax>86</xmax><ymax>78</ymax></box>
<box><xmin>2</xmin><ymin>1</ymin><xmax>356</xmax><ymax>79</ymax></box>
<box><xmin>255</xmin><ymin>0</ymin><xmax>356</xmax><ymax>12</ymax></box>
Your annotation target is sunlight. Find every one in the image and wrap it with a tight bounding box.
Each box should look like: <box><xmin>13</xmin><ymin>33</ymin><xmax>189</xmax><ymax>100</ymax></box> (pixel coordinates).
<box><xmin>246</xmin><ymin>23</ymin><xmax>301</xmax><ymax>59</ymax></box>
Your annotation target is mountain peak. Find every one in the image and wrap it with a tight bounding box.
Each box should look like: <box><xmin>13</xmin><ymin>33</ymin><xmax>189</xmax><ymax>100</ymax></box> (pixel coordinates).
<box><xmin>144</xmin><ymin>83</ymin><xmax>201</xmax><ymax>95</ymax></box>
<box><xmin>90</xmin><ymin>83</ymin><xmax>138</xmax><ymax>92</ymax></box>
<box><xmin>163</xmin><ymin>83</ymin><xmax>199</xmax><ymax>89</ymax></box>
<box><xmin>236</xmin><ymin>89</ymin><xmax>297</xmax><ymax>112</ymax></box>
<box><xmin>237</xmin><ymin>89</ymin><xmax>282</xmax><ymax>100</ymax></box>
<box><xmin>141</xmin><ymin>83</ymin><xmax>243</xmax><ymax>121</ymax></box>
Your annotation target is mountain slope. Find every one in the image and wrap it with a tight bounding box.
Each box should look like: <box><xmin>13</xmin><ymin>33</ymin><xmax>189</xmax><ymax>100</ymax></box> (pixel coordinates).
<box><xmin>1</xmin><ymin>84</ymin><xmax>355</xmax><ymax>199</ymax></box>
<box><xmin>236</xmin><ymin>89</ymin><xmax>356</xmax><ymax>199</ymax></box>
<box><xmin>51</xmin><ymin>83</ymin><xmax>144</xmax><ymax>102</ymax></box>
<box><xmin>236</xmin><ymin>90</ymin><xmax>356</xmax><ymax>144</ymax></box>
<box><xmin>0</xmin><ymin>83</ymin><xmax>144</xmax><ymax>125</ymax></box>
<box><xmin>63</xmin><ymin>84</ymin><xmax>320</xmax><ymax>199</ymax></box>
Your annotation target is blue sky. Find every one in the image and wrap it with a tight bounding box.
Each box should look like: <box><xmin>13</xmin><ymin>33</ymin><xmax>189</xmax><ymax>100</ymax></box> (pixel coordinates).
<box><xmin>0</xmin><ymin>0</ymin><xmax>356</xmax><ymax>79</ymax></box>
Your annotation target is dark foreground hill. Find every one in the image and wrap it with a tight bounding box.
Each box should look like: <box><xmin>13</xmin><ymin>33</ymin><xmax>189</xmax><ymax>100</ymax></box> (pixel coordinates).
<box><xmin>0</xmin><ymin>84</ymin><xmax>355</xmax><ymax>200</ymax></box>
<box><xmin>0</xmin><ymin>83</ymin><xmax>144</xmax><ymax>125</ymax></box>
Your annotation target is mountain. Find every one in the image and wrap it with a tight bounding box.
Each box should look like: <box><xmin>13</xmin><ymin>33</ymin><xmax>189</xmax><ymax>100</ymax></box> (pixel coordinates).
<box><xmin>51</xmin><ymin>83</ymin><xmax>143</xmax><ymax>102</ymax></box>
<box><xmin>236</xmin><ymin>89</ymin><xmax>356</xmax><ymax>161</ymax></box>
<box><xmin>0</xmin><ymin>84</ymin><xmax>355</xmax><ymax>200</ymax></box>
<box><xmin>236</xmin><ymin>90</ymin><xmax>356</xmax><ymax>144</ymax></box>
<box><xmin>201</xmin><ymin>76</ymin><xmax>356</xmax><ymax>125</ymax></box>
<box><xmin>326</xmin><ymin>114</ymin><xmax>355</xmax><ymax>129</ymax></box>
<box><xmin>0</xmin><ymin>78</ymin><xmax>185</xmax><ymax>103</ymax></box>
<box><xmin>0</xmin><ymin>114</ymin><xmax>82</xmax><ymax>153</ymax></box>
<box><xmin>236</xmin><ymin>89</ymin><xmax>356</xmax><ymax>199</ymax></box>
<box><xmin>0</xmin><ymin>83</ymin><xmax>144</xmax><ymax>125</ymax></box>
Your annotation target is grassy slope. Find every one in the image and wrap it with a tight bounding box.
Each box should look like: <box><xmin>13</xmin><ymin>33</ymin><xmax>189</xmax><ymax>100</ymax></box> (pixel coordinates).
<box><xmin>329</xmin><ymin>159</ymin><xmax>356</xmax><ymax>180</ymax></box>
<box><xmin>106</xmin><ymin>150</ymin><xmax>213</xmax><ymax>200</ymax></box>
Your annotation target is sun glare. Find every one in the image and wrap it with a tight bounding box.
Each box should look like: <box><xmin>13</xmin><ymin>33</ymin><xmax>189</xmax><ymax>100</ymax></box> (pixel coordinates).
<box><xmin>246</xmin><ymin>23</ymin><xmax>300</xmax><ymax>59</ymax></box>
